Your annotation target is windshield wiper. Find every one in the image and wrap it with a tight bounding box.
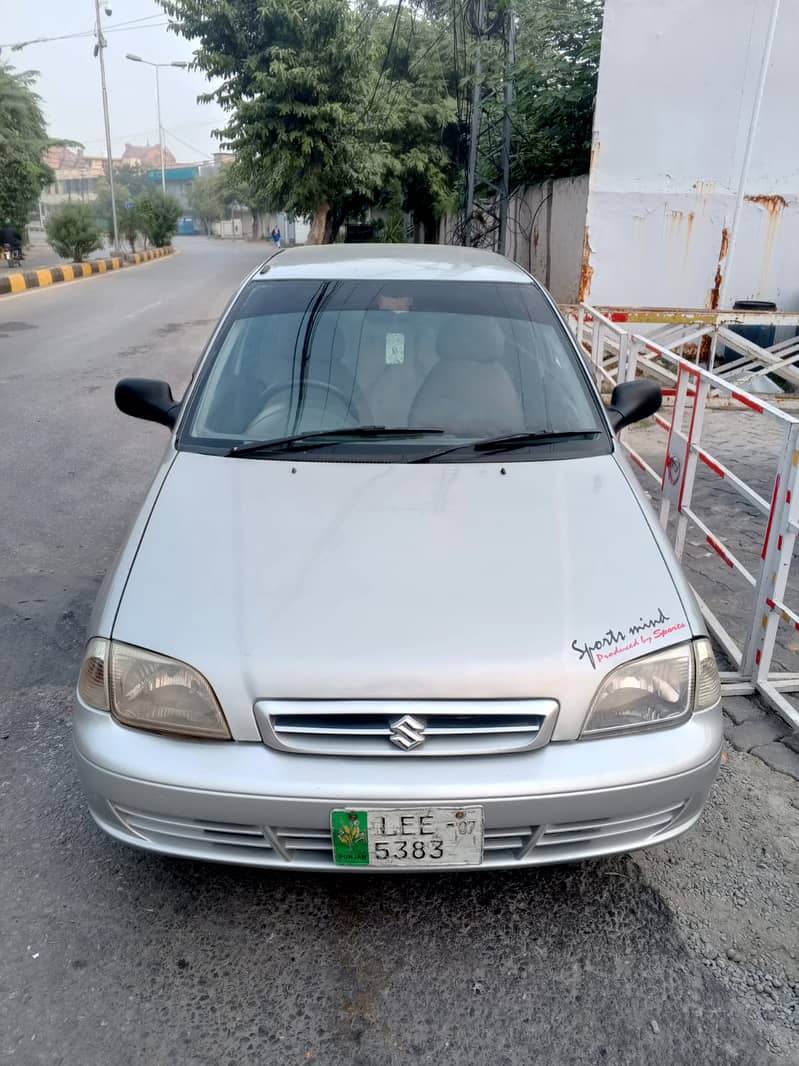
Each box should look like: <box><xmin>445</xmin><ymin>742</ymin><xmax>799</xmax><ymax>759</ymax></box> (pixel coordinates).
<box><xmin>227</xmin><ymin>426</ymin><xmax>446</xmax><ymax>457</ymax></box>
<box><xmin>411</xmin><ymin>429</ymin><xmax>601</xmax><ymax>463</ymax></box>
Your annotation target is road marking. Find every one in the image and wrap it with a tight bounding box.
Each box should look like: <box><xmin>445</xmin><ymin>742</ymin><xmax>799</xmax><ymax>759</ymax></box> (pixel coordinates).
<box><xmin>124</xmin><ymin>301</ymin><xmax>162</xmax><ymax>319</ymax></box>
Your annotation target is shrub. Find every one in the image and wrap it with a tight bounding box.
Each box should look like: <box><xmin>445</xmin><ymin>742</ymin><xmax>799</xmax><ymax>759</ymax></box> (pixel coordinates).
<box><xmin>136</xmin><ymin>192</ymin><xmax>181</xmax><ymax>248</ymax></box>
<box><xmin>117</xmin><ymin>203</ymin><xmax>140</xmax><ymax>252</ymax></box>
<box><xmin>45</xmin><ymin>203</ymin><xmax>103</xmax><ymax>262</ymax></box>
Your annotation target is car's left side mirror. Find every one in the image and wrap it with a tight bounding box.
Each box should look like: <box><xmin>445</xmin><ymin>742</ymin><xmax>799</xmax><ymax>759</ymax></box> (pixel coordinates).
<box><xmin>606</xmin><ymin>380</ymin><xmax>662</xmax><ymax>432</ymax></box>
<box><xmin>115</xmin><ymin>378</ymin><xmax>180</xmax><ymax>429</ymax></box>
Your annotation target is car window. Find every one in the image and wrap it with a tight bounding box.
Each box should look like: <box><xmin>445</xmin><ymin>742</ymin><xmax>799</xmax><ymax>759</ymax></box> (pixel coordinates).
<box><xmin>180</xmin><ymin>278</ymin><xmax>609</xmax><ymax>461</ymax></box>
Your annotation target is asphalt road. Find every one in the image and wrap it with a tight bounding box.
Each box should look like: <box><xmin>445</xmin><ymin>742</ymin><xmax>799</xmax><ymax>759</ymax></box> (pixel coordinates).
<box><xmin>0</xmin><ymin>239</ymin><xmax>793</xmax><ymax>1066</ymax></box>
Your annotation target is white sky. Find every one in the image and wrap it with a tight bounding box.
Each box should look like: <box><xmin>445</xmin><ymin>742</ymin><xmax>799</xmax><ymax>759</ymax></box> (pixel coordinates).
<box><xmin>1</xmin><ymin>1</ymin><xmax>226</xmax><ymax>162</ymax></box>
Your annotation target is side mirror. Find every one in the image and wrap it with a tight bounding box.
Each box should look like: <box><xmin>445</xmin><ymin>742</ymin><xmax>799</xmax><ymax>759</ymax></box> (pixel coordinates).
<box><xmin>607</xmin><ymin>380</ymin><xmax>662</xmax><ymax>432</ymax></box>
<box><xmin>115</xmin><ymin>378</ymin><xmax>180</xmax><ymax>428</ymax></box>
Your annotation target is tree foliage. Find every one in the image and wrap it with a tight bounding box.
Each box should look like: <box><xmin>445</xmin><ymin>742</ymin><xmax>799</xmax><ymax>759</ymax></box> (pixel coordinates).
<box><xmin>161</xmin><ymin>0</ymin><xmax>386</xmax><ymax>243</ymax></box>
<box><xmin>159</xmin><ymin>0</ymin><xmax>602</xmax><ymax>243</ymax></box>
<box><xmin>136</xmin><ymin>192</ymin><xmax>181</xmax><ymax>247</ymax></box>
<box><xmin>0</xmin><ymin>62</ymin><xmax>52</xmax><ymax>230</ymax></box>
<box><xmin>187</xmin><ymin>173</ymin><xmax>228</xmax><ymax>234</ymax></box>
<box><xmin>94</xmin><ymin>164</ymin><xmax>151</xmax><ymax>242</ymax></box>
<box><xmin>45</xmin><ymin>203</ymin><xmax>103</xmax><ymax>262</ymax></box>
<box><xmin>512</xmin><ymin>0</ymin><xmax>603</xmax><ymax>184</ymax></box>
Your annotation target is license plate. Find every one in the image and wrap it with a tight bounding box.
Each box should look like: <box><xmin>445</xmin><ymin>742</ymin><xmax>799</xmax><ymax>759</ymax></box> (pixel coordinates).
<box><xmin>330</xmin><ymin>807</ymin><xmax>484</xmax><ymax>868</ymax></box>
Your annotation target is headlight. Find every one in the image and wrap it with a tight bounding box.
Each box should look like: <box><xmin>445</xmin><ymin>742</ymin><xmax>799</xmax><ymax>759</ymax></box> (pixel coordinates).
<box><xmin>77</xmin><ymin>639</ymin><xmax>231</xmax><ymax>740</ymax></box>
<box><xmin>582</xmin><ymin>639</ymin><xmax>720</xmax><ymax>738</ymax></box>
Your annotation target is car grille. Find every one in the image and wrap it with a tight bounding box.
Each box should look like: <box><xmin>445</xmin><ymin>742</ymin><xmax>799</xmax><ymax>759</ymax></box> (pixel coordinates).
<box><xmin>253</xmin><ymin>699</ymin><xmax>559</xmax><ymax>756</ymax></box>
<box><xmin>533</xmin><ymin>802</ymin><xmax>688</xmax><ymax>858</ymax></box>
<box><xmin>110</xmin><ymin>801</ymin><xmax>688</xmax><ymax>868</ymax></box>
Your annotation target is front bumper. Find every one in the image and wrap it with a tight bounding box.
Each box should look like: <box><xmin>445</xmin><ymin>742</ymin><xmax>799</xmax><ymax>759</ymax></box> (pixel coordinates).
<box><xmin>73</xmin><ymin>701</ymin><xmax>722</xmax><ymax>871</ymax></box>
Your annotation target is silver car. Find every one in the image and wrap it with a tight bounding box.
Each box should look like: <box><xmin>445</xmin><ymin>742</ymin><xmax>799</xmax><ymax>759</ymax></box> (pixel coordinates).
<box><xmin>74</xmin><ymin>244</ymin><xmax>722</xmax><ymax>871</ymax></box>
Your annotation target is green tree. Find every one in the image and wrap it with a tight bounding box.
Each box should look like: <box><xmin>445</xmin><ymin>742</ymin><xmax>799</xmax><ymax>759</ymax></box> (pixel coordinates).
<box><xmin>160</xmin><ymin>0</ymin><xmax>387</xmax><ymax>243</ymax></box>
<box><xmin>366</xmin><ymin>3</ymin><xmax>459</xmax><ymax>242</ymax></box>
<box><xmin>187</xmin><ymin>173</ymin><xmax>227</xmax><ymax>235</ymax></box>
<box><xmin>117</xmin><ymin>203</ymin><xmax>141</xmax><ymax>252</ymax></box>
<box><xmin>0</xmin><ymin>62</ymin><xmax>53</xmax><ymax>230</ymax></box>
<box><xmin>45</xmin><ymin>203</ymin><xmax>103</xmax><ymax>262</ymax></box>
<box><xmin>94</xmin><ymin>164</ymin><xmax>151</xmax><ymax>239</ymax></box>
<box><xmin>512</xmin><ymin>0</ymin><xmax>603</xmax><ymax>183</ymax></box>
<box><xmin>136</xmin><ymin>192</ymin><xmax>181</xmax><ymax>247</ymax></box>
<box><xmin>222</xmin><ymin>166</ymin><xmax>276</xmax><ymax>240</ymax></box>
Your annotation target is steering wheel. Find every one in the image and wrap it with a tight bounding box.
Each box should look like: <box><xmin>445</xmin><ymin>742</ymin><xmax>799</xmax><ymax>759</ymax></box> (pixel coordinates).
<box><xmin>244</xmin><ymin>379</ymin><xmax>373</xmax><ymax>437</ymax></box>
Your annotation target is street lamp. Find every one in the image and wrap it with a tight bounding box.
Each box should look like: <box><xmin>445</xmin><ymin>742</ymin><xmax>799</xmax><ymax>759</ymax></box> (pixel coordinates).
<box><xmin>95</xmin><ymin>0</ymin><xmax>120</xmax><ymax>251</ymax></box>
<box><xmin>125</xmin><ymin>54</ymin><xmax>188</xmax><ymax>196</ymax></box>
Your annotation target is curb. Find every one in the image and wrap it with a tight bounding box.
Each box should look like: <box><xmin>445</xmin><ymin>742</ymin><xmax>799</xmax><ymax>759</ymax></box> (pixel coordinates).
<box><xmin>0</xmin><ymin>246</ymin><xmax>175</xmax><ymax>297</ymax></box>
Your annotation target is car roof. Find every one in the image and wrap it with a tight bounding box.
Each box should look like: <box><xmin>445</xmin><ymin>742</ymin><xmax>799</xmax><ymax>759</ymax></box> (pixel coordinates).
<box><xmin>252</xmin><ymin>243</ymin><xmax>534</xmax><ymax>284</ymax></box>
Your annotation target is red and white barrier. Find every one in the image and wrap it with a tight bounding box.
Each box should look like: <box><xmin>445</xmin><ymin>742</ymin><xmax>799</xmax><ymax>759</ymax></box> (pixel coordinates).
<box><xmin>572</xmin><ymin>303</ymin><xmax>799</xmax><ymax>729</ymax></box>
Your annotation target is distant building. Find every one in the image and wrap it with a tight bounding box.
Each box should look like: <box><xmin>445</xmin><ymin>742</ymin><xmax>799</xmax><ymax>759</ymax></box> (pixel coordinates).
<box><xmin>39</xmin><ymin>147</ymin><xmax>107</xmax><ymax>220</ymax></box>
<box><xmin>121</xmin><ymin>142</ymin><xmax>177</xmax><ymax>169</ymax></box>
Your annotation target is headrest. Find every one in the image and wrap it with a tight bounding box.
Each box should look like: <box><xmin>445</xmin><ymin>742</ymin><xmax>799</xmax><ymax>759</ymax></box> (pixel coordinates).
<box><xmin>436</xmin><ymin>315</ymin><xmax>505</xmax><ymax>363</ymax></box>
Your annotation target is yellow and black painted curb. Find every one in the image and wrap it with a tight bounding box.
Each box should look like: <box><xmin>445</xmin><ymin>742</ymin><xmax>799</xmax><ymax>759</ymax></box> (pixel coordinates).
<box><xmin>0</xmin><ymin>246</ymin><xmax>175</xmax><ymax>297</ymax></box>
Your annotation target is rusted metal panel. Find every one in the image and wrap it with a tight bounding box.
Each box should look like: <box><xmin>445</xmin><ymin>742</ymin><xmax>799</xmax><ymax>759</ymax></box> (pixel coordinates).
<box><xmin>708</xmin><ymin>227</ymin><xmax>730</xmax><ymax>310</ymax></box>
<box><xmin>581</xmin><ymin>0</ymin><xmax>799</xmax><ymax>309</ymax></box>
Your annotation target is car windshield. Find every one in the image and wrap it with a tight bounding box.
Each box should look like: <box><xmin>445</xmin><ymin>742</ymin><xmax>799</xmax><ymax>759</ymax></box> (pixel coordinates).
<box><xmin>179</xmin><ymin>278</ymin><xmax>610</xmax><ymax>462</ymax></box>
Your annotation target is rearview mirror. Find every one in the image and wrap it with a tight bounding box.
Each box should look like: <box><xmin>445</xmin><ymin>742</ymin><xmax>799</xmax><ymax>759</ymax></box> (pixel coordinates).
<box><xmin>115</xmin><ymin>378</ymin><xmax>180</xmax><ymax>428</ymax></box>
<box><xmin>607</xmin><ymin>380</ymin><xmax>662</xmax><ymax>432</ymax></box>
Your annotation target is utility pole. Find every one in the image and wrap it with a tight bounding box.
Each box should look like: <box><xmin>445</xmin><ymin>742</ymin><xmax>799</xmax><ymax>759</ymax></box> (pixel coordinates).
<box><xmin>463</xmin><ymin>0</ymin><xmax>486</xmax><ymax>246</ymax></box>
<box><xmin>155</xmin><ymin>65</ymin><xmax>166</xmax><ymax>196</ymax></box>
<box><xmin>94</xmin><ymin>0</ymin><xmax>119</xmax><ymax>251</ymax></box>
<box><xmin>498</xmin><ymin>4</ymin><xmax>515</xmax><ymax>256</ymax></box>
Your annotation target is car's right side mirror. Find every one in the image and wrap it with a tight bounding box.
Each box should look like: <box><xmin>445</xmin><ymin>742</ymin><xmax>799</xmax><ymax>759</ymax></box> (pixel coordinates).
<box><xmin>606</xmin><ymin>380</ymin><xmax>662</xmax><ymax>432</ymax></box>
<box><xmin>115</xmin><ymin>378</ymin><xmax>180</xmax><ymax>429</ymax></box>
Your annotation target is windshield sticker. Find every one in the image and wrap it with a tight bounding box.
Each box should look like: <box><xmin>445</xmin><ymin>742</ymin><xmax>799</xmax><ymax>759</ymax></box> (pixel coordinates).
<box><xmin>385</xmin><ymin>332</ymin><xmax>405</xmax><ymax>365</ymax></box>
<box><xmin>571</xmin><ymin>607</ymin><xmax>687</xmax><ymax>669</ymax></box>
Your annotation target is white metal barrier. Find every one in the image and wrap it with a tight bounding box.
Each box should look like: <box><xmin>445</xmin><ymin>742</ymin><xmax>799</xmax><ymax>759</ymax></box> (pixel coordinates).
<box><xmin>571</xmin><ymin>304</ymin><xmax>799</xmax><ymax>729</ymax></box>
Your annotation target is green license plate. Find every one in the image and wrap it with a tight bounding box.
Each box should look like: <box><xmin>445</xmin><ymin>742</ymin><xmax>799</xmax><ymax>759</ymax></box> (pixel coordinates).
<box><xmin>331</xmin><ymin>807</ymin><xmax>484</xmax><ymax>867</ymax></box>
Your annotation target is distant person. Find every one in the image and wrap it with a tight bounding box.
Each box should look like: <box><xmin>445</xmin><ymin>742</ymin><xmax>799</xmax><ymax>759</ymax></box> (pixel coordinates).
<box><xmin>1</xmin><ymin>220</ymin><xmax>23</xmax><ymax>259</ymax></box>
<box><xmin>271</xmin><ymin>226</ymin><xmax>281</xmax><ymax>249</ymax></box>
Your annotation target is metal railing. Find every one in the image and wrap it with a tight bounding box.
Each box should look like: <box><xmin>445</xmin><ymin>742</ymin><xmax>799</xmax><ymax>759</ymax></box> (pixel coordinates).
<box><xmin>569</xmin><ymin>304</ymin><xmax>799</xmax><ymax>729</ymax></box>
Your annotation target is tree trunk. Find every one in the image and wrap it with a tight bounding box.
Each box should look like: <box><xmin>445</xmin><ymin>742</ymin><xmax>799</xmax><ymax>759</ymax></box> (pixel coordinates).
<box><xmin>307</xmin><ymin>201</ymin><xmax>330</xmax><ymax>245</ymax></box>
<box><xmin>324</xmin><ymin>211</ymin><xmax>343</xmax><ymax>244</ymax></box>
<box><xmin>251</xmin><ymin>211</ymin><xmax>261</xmax><ymax>241</ymax></box>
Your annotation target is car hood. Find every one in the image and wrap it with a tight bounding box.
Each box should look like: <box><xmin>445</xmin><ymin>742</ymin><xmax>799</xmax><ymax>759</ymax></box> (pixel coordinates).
<box><xmin>112</xmin><ymin>451</ymin><xmax>694</xmax><ymax>740</ymax></box>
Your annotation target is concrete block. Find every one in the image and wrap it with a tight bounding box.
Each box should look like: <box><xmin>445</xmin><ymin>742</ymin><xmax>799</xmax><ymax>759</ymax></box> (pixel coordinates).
<box><xmin>751</xmin><ymin>741</ymin><xmax>799</xmax><ymax>783</ymax></box>
<box><xmin>726</xmin><ymin>718</ymin><xmax>788</xmax><ymax>753</ymax></box>
<box><xmin>722</xmin><ymin>696</ymin><xmax>766</xmax><ymax>726</ymax></box>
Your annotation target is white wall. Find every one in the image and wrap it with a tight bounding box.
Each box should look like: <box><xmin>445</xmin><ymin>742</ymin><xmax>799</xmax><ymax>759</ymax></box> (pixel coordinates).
<box><xmin>584</xmin><ymin>0</ymin><xmax>799</xmax><ymax>309</ymax></box>
<box><xmin>506</xmin><ymin>176</ymin><xmax>589</xmax><ymax>303</ymax></box>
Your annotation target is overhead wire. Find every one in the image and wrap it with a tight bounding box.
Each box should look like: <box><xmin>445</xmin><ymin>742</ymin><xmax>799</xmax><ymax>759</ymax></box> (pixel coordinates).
<box><xmin>361</xmin><ymin>0</ymin><xmax>404</xmax><ymax>119</ymax></box>
<box><xmin>162</xmin><ymin>127</ymin><xmax>214</xmax><ymax>160</ymax></box>
<box><xmin>1</xmin><ymin>17</ymin><xmax>169</xmax><ymax>52</ymax></box>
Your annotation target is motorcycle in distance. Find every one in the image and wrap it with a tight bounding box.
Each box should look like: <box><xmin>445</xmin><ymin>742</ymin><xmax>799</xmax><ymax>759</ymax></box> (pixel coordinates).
<box><xmin>3</xmin><ymin>244</ymin><xmax>23</xmax><ymax>268</ymax></box>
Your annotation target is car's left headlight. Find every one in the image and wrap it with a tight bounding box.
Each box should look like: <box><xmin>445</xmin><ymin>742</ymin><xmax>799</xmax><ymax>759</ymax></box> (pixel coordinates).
<box><xmin>77</xmin><ymin>638</ymin><xmax>231</xmax><ymax>740</ymax></box>
<box><xmin>581</xmin><ymin>639</ymin><xmax>720</xmax><ymax>738</ymax></box>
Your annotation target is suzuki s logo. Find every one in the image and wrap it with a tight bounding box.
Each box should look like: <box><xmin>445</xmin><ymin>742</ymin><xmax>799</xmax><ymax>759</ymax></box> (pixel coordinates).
<box><xmin>388</xmin><ymin>714</ymin><xmax>427</xmax><ymax>751</ymax></box>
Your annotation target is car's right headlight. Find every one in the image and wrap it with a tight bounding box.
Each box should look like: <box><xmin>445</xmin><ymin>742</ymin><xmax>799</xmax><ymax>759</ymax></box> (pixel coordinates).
<box><xmin>581</xmin><ymin>638</ymin><xmax>720</xmax><ymax>738</ymax></box>
<box><xmin>77</xmin><ymin>638</ymin><xmax>231</xmax><ymax>740</ymax></box>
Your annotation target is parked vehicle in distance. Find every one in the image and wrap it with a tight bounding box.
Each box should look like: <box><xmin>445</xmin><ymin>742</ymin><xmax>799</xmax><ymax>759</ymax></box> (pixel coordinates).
<box><xmin>74</xmin><ymin>244</ymin><xmax>722</xmax><ymax>871</ymax></box>
<box><xmin>3</xmin><ymin>243</ymin><xmax>22</xmax><ymax>267</ymax></box>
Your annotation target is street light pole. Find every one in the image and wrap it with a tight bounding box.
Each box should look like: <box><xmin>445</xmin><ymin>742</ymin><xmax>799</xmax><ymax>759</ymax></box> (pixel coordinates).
<box><xmin>94</xmin><ymin>0</ymin><xmax>119</xmax><ymax>251</ymax></box>
<box><xmin>154</xmin><ymin>65</ymin><xmax>166</xmax><ymax>195</ymax></box>
<box><xmin>126</xmin><ymin>55</ymin><xmax>188</xmax><ymax>197</ymax></box>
